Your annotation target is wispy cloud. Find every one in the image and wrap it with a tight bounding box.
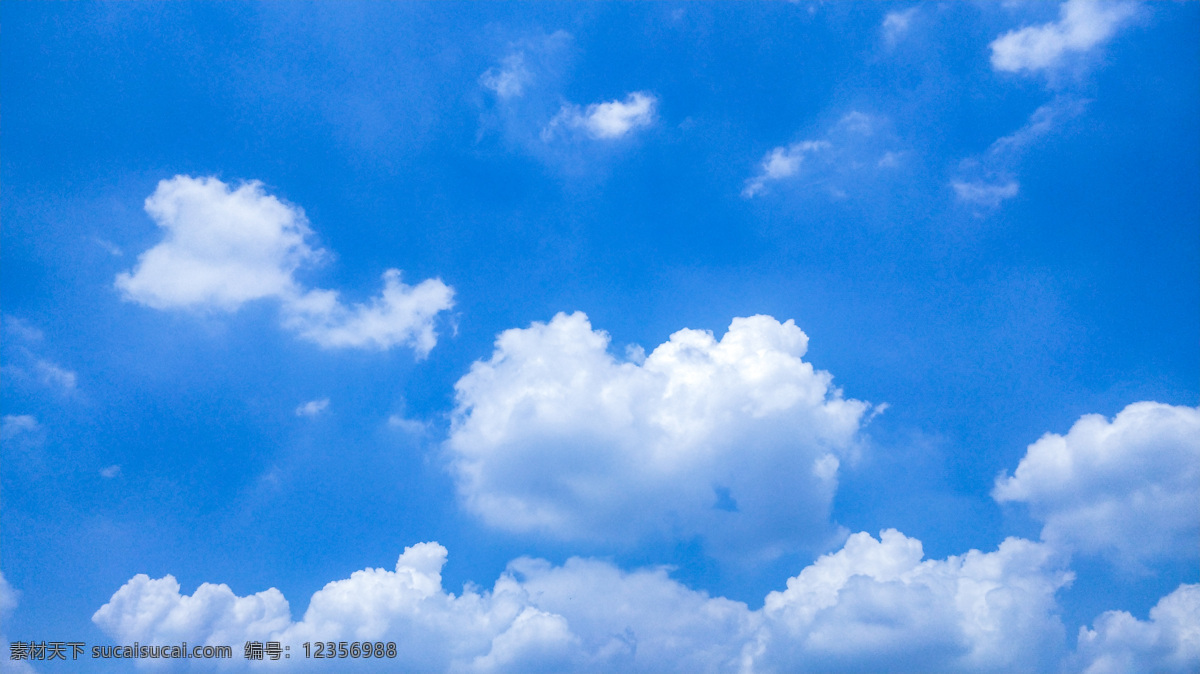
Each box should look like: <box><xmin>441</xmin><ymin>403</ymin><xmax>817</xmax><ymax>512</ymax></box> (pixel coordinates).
<box><xmin>951</xmin><ymin>97</ymin><xmax>1088</xmax><ymax>210</ymax></box>
<box><xmin>743</xmin><ymin>111</ymin><xmax>901</xmax><ymax>199</ymax></box>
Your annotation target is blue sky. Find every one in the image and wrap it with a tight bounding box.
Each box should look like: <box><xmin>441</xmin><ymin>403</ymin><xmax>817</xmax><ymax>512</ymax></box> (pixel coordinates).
<box><xmin>2</xmin><ymin>1</ymin><xmax>1198</xmax><ymax>671</ymax></box>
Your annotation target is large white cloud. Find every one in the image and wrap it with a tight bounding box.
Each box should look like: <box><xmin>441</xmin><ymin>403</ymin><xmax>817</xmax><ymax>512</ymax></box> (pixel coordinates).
<box><xmin>990</xmin><ymin>0</ymin><xmax>1137</xmax><ymax>75</ymax></box>
<box><xmin>993</xmin><ymin>401</ymin><xmax>1200</xmax><ymax>567</ymax></box>
<box><xmin>95</xmin><ymin>531</ymin><xmax>1179</xmax><ymax>672</ymax></box>
<box><xmin>1068</xmin><ymin>583</ymin><xmax>1200</xmax><ymax>674</ymax></box>
<box><xmin>116</xmin><ymin>176</ymin><xmax>454</xmax><ymax>355</ymax></box>
<box><xmin>761</xmin><ymin>530</ymin><xmax>1072</xmax><ymax>672</ymax></box>
<box><xmin>444</xmin><ymin>311</ymin><xmax>870</xmax><ymax>557</ymax></box>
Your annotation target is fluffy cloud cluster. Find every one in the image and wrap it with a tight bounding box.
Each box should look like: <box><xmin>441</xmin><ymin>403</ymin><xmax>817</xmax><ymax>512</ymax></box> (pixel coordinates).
<box><xmin>541</xmin><ymin>92</ymin><xmax>657</xmax><ymax>141</ymax></box>
<box><xmin>1069</xmin><ymin>584</ymin><xmax>1200</xmax><ymax>674</ymax></box>
<box><xmin>445</xmin><ymin>312</ymin><xmax>869</xmax><ymax>557</ymax></box>
<box><xmin>116</xmin><ymin>176</ymin><xmax>453</xmax><ymax>355</ymax></box>
<box><xmin>994</xmin><ymin>401</ymin><xmax>1200</xmax><ymax>568</ymax></box>
<box><xmin>990</xmin><ymin>0</ymin><xmax>1137</xmax><ymax>75</ymax></box>
<box><xmin>94</xmin><ymin>533</ymin><xmax>1199</xmax><ymax>672</ymax></box>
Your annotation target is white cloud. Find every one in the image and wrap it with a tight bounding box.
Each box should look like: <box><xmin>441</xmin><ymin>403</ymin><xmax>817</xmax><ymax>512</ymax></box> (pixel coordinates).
<box><xmin>1</xmin><ymin>415</ymin><xmax>39</xmax><ymax>441</ymax></box>
<box><xmin>951</xmin><ymin>180</ymin><xmax>1020</xmax><ymax>207</ymax></box>
<box><xmin>542</xmin><ymin>92</ymin><xmax>657</xmax><ymax>141</ymax></box>
<box><xmin>100</xmin><ymin>464</ymin><xmax>122</xmax><ymax>478</ymax></box>
<box><xmin>743</xmin><ymin>141</ymin><xmax>830</xmax><ymax>198</ymax></box>
<box><xmin>990</xmin><ymin>0</ymin><xmax>1137</xmax><ymax>75</ymax></box>
<box><xmin>283</xmin><ymin>271</ymin><xmax>454</xmax><ymax>354</ymax></box>
<box><xmin>1069</xmin><ymin>583</ymin><xmax>1200</xmax><ymax>674</ymax></box>
<box><xmin>760</xmin><ymin>530</ymin><xmax>1072</xmax><ymax>672</ymax></box>
<box><xmin>116</xmin><ymin>176</ymin><xmax>320</xmax><ymax>310</ymax></box>
<box><xmin>388</xmin><ymin>414</ymin><xmax>427</xmax><ymax>435</ymax></box>
<box><xmin>480</xmin><ymin>53</ymin><xmax>531</xmax><ymax>100</ymax></box>
<box><xmin>116</xmin><ymin>176</ymin><xmax>454</xmax><ymax>355</ymax></box>
<box><xmin>4</xmin><ymin>316</ymin><xmax>44</xmax><ymax>342</ymax></box>
<box><xmin>93</xmin><ymin>574</ymin><xmax>293</xmax><ymax>650</ymax></box>
<box><xmin>951</xmin><ymin>98</ymin><xmax>1086</xmax><ymax>209</ymax></box>
<box><xmin>94</xmin><ymin>532</ymin><xmax>1122</xmax><ymax>672</ymax></box>
<box><xmin>1</xmin><ymin>573</ymin><xmax>35</xmax><ymax>673</ymax></box>
<box><xmin>479</xmin><ymin>31</ymin><xmax>572</xmax><ymax>105</ymax></box>
<box><xmin>34</xmin><ymin>359</ymin><xmax>77</xmax><ymax>391</ymax></box>
<box><xmin>882</xmin><ymin>7</ymin><xmax>918</xmax><ymax>46</ymax></box>
<box><xmin>993</xmin><ymin>401</ymin><xmax>1200</xmax><ymax>567</ymax></box>
<box><xmin>93</xmin><ymin>237</ymin><xmax>124</xmax><ymax>257</ymax></box>
<box><xmin>445</xmin><ymin>311</ymin><xmax>870</xmax><ymax>557</ymax></box>
<box><xmin>742</xmin><ymin>111</ymin><xmax>898</xmax><ymax>199</ymax></box>
<box><xmin>295</xmin><ymin>398</ymin><xmax>330</xmax><ymax>417</ymax></box>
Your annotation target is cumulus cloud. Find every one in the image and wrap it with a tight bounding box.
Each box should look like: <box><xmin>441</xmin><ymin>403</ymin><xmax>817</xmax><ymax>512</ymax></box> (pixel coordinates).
<box><xmin>990</xmin><ymin>0</ymin><xmax>1137</xmax><ymax>75</ymax></box>
<box><xmin>445</xmin><ymin>311</ymin><xmax>870</xmax><ymax>557</ymax></box>
<box><xmin>1069</xmin><ymin>583</ymin><xmax>1200</xmax><ymax>674</ymax></box>
<box><xmin>993</xmin><ymin>401</ymin><xmax>1200</xmax><ymax>568</ymax></box>
<box><xmin>94</xmin><ymin>531</ymin><xmax>1162</xmax><ymax>672</ymax></box>
<box><xmin>295</xmin><ymin>398</ymin><xmax>330</xmax><ymax>417</ymax></box>
<box><xmin>742</xmin><ymin>111</ymin><xmax>899</xmax><ymax>199</ymax></box>
<box><xmin>100</xmin><ymin>464</ymin><xmax>122</xmax><ymax>478</ymax></box>
<box><xmin>116</xmin><ymin>176</ymin><xmax>454</xmax><ymax>355</ymax></box>
<box><xmin>760</xmin><ymin>530</ymin><xmax>1072</xmax><ymax>672</ymax></box>
<box><xmin>542</xmin><ymin>92</ymin><xmax>657</xmax><ymax>141</ymax></box>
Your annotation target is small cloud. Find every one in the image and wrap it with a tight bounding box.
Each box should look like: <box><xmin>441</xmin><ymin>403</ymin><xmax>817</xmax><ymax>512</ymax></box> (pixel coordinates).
<box><xmin>1</xmin><ymin>415</ymin><xmax>39</xmax><ymax>441</ymax></box>
<box><xmin>990</xmin><ymin>0</ymin><xmax>1137</xmax><ymax>75</ymax></box>
<box><xmin>837</xmin><ymin>111</ymin><xmax>874</xmax><ymax>136</ymax></box>
<box><xmin>387</xmin><ymin>414</ymin><xmax>427</xmax><ymax>435</ymax></box>
<box><xmin>742</xmin><ymin>141</ymin><xmax>830</xmax><ymax>198</ymax></box>
<box><xmin>4</xmin><ymin>316</ymin><xmax>43</xmax><ymax>342</ymax></box>
<box><xmin>877</xmin><ymin>151</ymin><xmax>902</xmax><ymax>168</ymax></box>
<box><xmin>93</xmin><ymin>237</ymin><xmax>123</xmax><ymax>256</ymax></box>
<box><xmin>950</xmin><ymin>97</ymin><xmax>1086</xmax><ymax>211</ymax></box>
<box><xmin>295</xmin><ymin>398</ymin><xmax>330</xmax><ymax>417</ymax></box>
<box><xmin>543</xmin><ymin>92</ymin><xmax>657</xmax><ymax>141</ymax></box>
<box><xmin>881</xmin><ymin>7</ymin><xmax>918</xmax><ymax>46</ymax></box>
<box><xmin>952</xmin><ymin>180</ymin><xmax>1020</xmax><ymax>207</ymax></box>
<box><xmin>480</xmin><ymin>53</ymin><xmax>530</xmax><ymax>99</ymax></box>
<box><xmin>100</xmin><ymin>465</ymin><xmax>122</xmax><ymax>478</ymax></box>
<box><xmin>35</xmin><ymin>360</ymin><xmax>77</xmax><ymax>392</ymax></box>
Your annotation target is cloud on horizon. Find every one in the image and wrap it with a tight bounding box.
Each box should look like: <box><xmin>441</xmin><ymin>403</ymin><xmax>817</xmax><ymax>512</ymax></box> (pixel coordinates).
<box><xmin>91</xmin><ymin>533</ymin><xmax>1199</xmax><ymax>672</ymax></box>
